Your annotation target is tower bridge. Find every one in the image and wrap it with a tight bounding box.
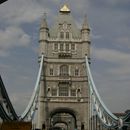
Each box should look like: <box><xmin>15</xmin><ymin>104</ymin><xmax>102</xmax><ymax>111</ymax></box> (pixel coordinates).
<box><xmin>0</xmin><ymin>4</ymin><xmax>130</xmax><ymax>130</ymax></box>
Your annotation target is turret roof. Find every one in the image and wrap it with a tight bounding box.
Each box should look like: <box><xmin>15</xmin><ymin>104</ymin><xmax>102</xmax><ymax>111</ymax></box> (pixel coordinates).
<box><xmin>50</xmin><ymin>5</ymin><xmax>80</xmax><ymax>38</ymax></box>
<box><xmin>40</xmin><ymin>14</ymin><xmax>48</xmax><ymax>29</ymax></box>
<box><xmin>82</xmin><ymin>15</ymin><xmax>89</xmax><ymax>30</ymax></box>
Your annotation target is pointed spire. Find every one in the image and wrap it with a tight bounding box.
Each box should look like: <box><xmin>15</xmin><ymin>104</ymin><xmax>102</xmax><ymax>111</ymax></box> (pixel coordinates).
<box><xmin>82</xmin><ymin>15</ymin><xmax>89</xmax><ymax>30</ymax></box>
<box><xmin>60</xmin><ymin>4</ymin><xmax>71</xmax><ymax>13</ymax></box>
<box><xmin>40</xmin><ymin>13</ymin><xmax>48</xmax><ymax>29</ymax></box>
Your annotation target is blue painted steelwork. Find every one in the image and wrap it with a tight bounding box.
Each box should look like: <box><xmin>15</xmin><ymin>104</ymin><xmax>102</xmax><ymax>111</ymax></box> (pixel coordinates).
<box><xmin>0</xmin><ymin>76</ymin><xmax>18</xmax><ymax>120</ymax></box>
<box><xmin>20</xmin><ymin>54</ymin><xmax>44</xmax><ymax>120</ymax></box>
<box><xmin>0</xmin><ymin>54</ymin><xmax>130</xmax><ymax>130</ymax></box>
<box><xmin>85</xmin><ymin>56</ymin><xmax>119</xmax><ymax>128</ymax></box>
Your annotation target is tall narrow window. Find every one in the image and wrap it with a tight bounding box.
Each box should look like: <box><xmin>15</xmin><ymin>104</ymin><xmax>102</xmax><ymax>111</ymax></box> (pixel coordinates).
<box><xmin>66</xmin><ymin>32</ymin><xmax>69</xmax><ymax>39</ymax></box>
<box><xmin>60</xmin><ymin>65</ymin><xmax>69</xmax><ymax>76</ymax></box>
<box><xmin>71</xmin><ymin>44</ymin><xmax>75</xmax><ymax>50</ymax></box>
<box><xmin>59</xmin><ymin>85</ymin><xmax>69</xmax><ymax>96</ymax></box>
<box><xmin>54</xmin><ymin>43</ymin><xmax>58</xmax><ymax>51</ymax></box>
<box><xmin>50</xmin><ymin>68</ymin><xmax>53</xmax><ymax>76</ymax></box>
<box><xmin>75</xmin><ymin>68</ymin><xmax>79</xmax><ymax>76</ymax></box>
<box><xmin>60</xmin><ymin>32</ymin><xmax>64</xmax><ymax>39</ymax></box>
<box><xmin>66</xmin><ymin>43</ymin><xmax>69</xmax><ymax>51</ymax></box>
<box><xmin>52</xmin><ymin>88</ymin><xmax>57</xmax><ymax>96</ymax></box>
<box><xmin>60</xmin><ymin>44</ymin><xmax>64</xmax><ymax>51</ymax></box>
<box><xmin>71</xmin><ymin>89</ymin><xmax>76</xmax><ymax>96</ymax></box>
<box><xmin>47</xmin><ymin>88</ymin><xmax>51</xmax><ymax>97</ymax></box>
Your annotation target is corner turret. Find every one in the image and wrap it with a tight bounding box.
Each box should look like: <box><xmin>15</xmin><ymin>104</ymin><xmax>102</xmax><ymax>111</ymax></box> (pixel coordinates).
<box><xmin>81</xmin><ymin>15</ymin><xmax>91</xmax><ymax>59</ymax></box>
<box><xmin>82</xmin><ymin>15</ymin><xmax>89</xmax><ymax>29</ymax></box>
<box><xmin>40</xmin><ymin>15</ymin><xmax>48</xmax><ymax>29</ymax></box>
<box><xmin>39</xmin><ymin>13</ymin><xmax>49</xmax><ymax>56</ymax></box>
<box><xmin>81</xmin><ymin>15</ymin><xmax>90</xmax><ymax>41</ymax></box>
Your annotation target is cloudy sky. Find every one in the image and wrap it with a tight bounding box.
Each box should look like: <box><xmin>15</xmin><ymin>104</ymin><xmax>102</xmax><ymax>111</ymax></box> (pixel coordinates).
<box><xmin>0</xmin><ymin>0</ymin><xmax>130</xmax><ymax>115</ymax></box>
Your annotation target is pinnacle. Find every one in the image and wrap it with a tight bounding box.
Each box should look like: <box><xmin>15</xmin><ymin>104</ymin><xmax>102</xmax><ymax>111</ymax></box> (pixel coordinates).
<box><xmin>40</xmin><ymin>13</ymin><xmax>48</xmax><ymax>29</ymax></box>
<box><xmin>82</xmin><ymin>15</ymin><xmax>89</xmax><ymax>30</ymax></box>
<box><xmin>60</xmin><ymin>4</ymin><xmax>70</xmax><ymax>13</ymax></box>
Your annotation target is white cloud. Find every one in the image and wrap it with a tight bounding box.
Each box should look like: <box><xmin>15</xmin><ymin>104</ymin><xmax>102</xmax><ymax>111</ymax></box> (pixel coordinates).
<box><xmin>0</xmin><ymin>0</ymin><xmax>130</xmax><ymax>114</ymax></box>
<box><xmin>115</xmin><ymin>36</ymin><xmax>130</xmax><ymax>48</ymax></box>
<box><xmin>0</xmin><ymin>0</ymin><xmax>50</xmax><ymax>25</ymax></box>
<box><xmin>0</xmin><ymin>26</ymin><xmax>31</xmax><ymax>56</ymax></box>
<box><xmin>92</xmin><ymin>47</ymin><xmax>130</xmax><ymax>77</ymax></box>
<box><xmin>93</xmin><ymin>47</ymin><xmax>130</xmax><ymax>64</ymax></box>
<box><xmin>91</xmin><ymin>47</ymin><xmax>130</xmax><ymax>112</ymax></box>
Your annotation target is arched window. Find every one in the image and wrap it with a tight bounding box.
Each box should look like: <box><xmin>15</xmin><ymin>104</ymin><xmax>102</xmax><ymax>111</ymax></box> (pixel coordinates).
<box><xmin>60</xmin><ymin>65</ymin><xmax>69</xmax><ymax>76</ymax></box>
<box><xmin>50</xmin><ymin>68</ymin><xmax>53</xmax><ymax>76</ymax></box>
<box><xmin>77</xmin><ymin>89</ymin><xmax>81</xmax><ymax>97</ymax></box>
<box><xmin>47</xmin><ymin>88</ymin><xmax>51</xmax><ymax>97</ymax></box>
<box><xmin>75</xmin><ymin>68</ymin><xmax>79</xmax><ymax>76</ymax></box>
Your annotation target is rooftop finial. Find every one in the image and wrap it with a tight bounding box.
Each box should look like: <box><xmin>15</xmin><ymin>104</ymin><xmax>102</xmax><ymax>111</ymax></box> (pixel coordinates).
<box><xmin>43</xmin><ymin>12</ymin><xmax>47</xmax><ymax>20</ymax></box>
<box><xmin>60</xmin><ymin>4</ymin><xmax>70</xmax><ymax>13</ymax></box>
<box><xmin>82</xmin><ymin>14</ymin><xmax>89</xmax><ymax>30</ymax></box>
<box><xmin>40</xmin><ymin>12</ymin><xmax>48</xmax><ymax>29</ymax></box>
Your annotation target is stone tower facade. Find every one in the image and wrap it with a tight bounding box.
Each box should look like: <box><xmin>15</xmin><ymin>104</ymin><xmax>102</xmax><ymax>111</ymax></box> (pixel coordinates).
<box><xmin>37</xmin><ymin>4</ymin><xmax>91</xmax><ymax>130</ymax></box>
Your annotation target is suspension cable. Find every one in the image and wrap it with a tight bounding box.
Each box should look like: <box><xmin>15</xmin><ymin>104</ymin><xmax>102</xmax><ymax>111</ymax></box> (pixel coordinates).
<box><xmin>85</xmin><ymin>56</ymin><xmax>119</xmax><ymax>128</ymax></box>
<box><xmin>20</xmin><ymin>54</ymin><xmax>44</xmax><ymax>120</ymax></box>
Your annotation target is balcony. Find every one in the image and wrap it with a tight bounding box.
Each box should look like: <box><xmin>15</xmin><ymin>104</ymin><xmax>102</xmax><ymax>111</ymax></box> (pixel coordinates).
<box><xmin>58</xmin><ymin>50</ymin><xmax>72</xmax><ymax>58</ymax></box>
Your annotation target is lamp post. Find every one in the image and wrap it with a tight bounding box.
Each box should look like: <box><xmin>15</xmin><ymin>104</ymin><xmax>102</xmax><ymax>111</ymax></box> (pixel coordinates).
<box><xmin>0</xmin><ymin>0</ymin><xmax>8</xmax><ymax>4</ymax></box>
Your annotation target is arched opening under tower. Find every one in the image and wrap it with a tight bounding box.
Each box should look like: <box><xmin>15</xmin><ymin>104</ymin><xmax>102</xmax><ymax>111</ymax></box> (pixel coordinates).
<box><xmin>49</xmin><ymin>108</ymin><xmax>77</xmax><ymax>130</ymax></box>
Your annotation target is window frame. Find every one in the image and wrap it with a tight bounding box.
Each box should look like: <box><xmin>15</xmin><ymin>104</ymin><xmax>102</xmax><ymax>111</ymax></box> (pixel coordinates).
<box><xmin>52</xmin><ymin>88</ymin><xmax>57</xmax><ymax>96</ymax></box>
<box><xmin>71</xmin><ymin>44</ymin><xmax>75</xmax><ymax>51</ymax></box>
<box><xmin>60</xmin><ymin>32</ymin><xmax>64</xmax><ymax>39</ymax></box>
<box><xmin>66</xmin><ymin>43</ymin><xmax>69</xmax><ymax>51</ymax></box>
<box><xmin>59</xmin><ymin>85</ymin><xmax>69</xmax><ymax>96</ymax></box>
<box><xmin>50</xmin><ymin>68</ymin><xmax>54</xmax><ymax>76</ymax></box>
<box><xmin>75</xmin><ymin>68</ymin><xmax>79</xmax><ymax>76</ymax></box>
<box><xmin>54</xmin><ymin>43</ymin><xmax>58</xmax><ymax>51</ymax></box>
<box><xmin>66</xmin><ymin>32</ymin><xmax>69</xmax><ymax>39</ymax></box>
<box><xmin>60</xmin><ymin>65</ymin><xmax>69</xmax><ymax>76</ymax></box>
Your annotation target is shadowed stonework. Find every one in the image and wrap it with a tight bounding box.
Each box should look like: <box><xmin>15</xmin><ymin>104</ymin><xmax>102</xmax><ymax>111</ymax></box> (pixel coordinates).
<box><xmin>37</xmin><ymin>4</ymin><xmax>91</xmax><ymax>130</ymax></box>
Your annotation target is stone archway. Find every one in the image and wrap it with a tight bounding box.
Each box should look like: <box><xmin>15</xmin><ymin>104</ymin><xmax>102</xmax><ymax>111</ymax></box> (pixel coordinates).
<box><xmin>49</xmin><ymin>107</ymin><xmax>78</xmax><ymax>130</ymax></box>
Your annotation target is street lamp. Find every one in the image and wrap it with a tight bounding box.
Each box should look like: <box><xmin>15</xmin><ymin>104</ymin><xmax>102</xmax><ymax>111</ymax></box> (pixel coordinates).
<box><xmin>0</xmin><ymin>0</ymin><xmax>8</xmax><ymax>4</ymax></box>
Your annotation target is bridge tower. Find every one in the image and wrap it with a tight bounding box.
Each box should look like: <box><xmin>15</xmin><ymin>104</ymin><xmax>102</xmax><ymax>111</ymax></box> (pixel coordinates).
<box><xmin>37</xmin><ymin>4</ymin><xmax>91</xmax><ymax>130</ymax></box>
